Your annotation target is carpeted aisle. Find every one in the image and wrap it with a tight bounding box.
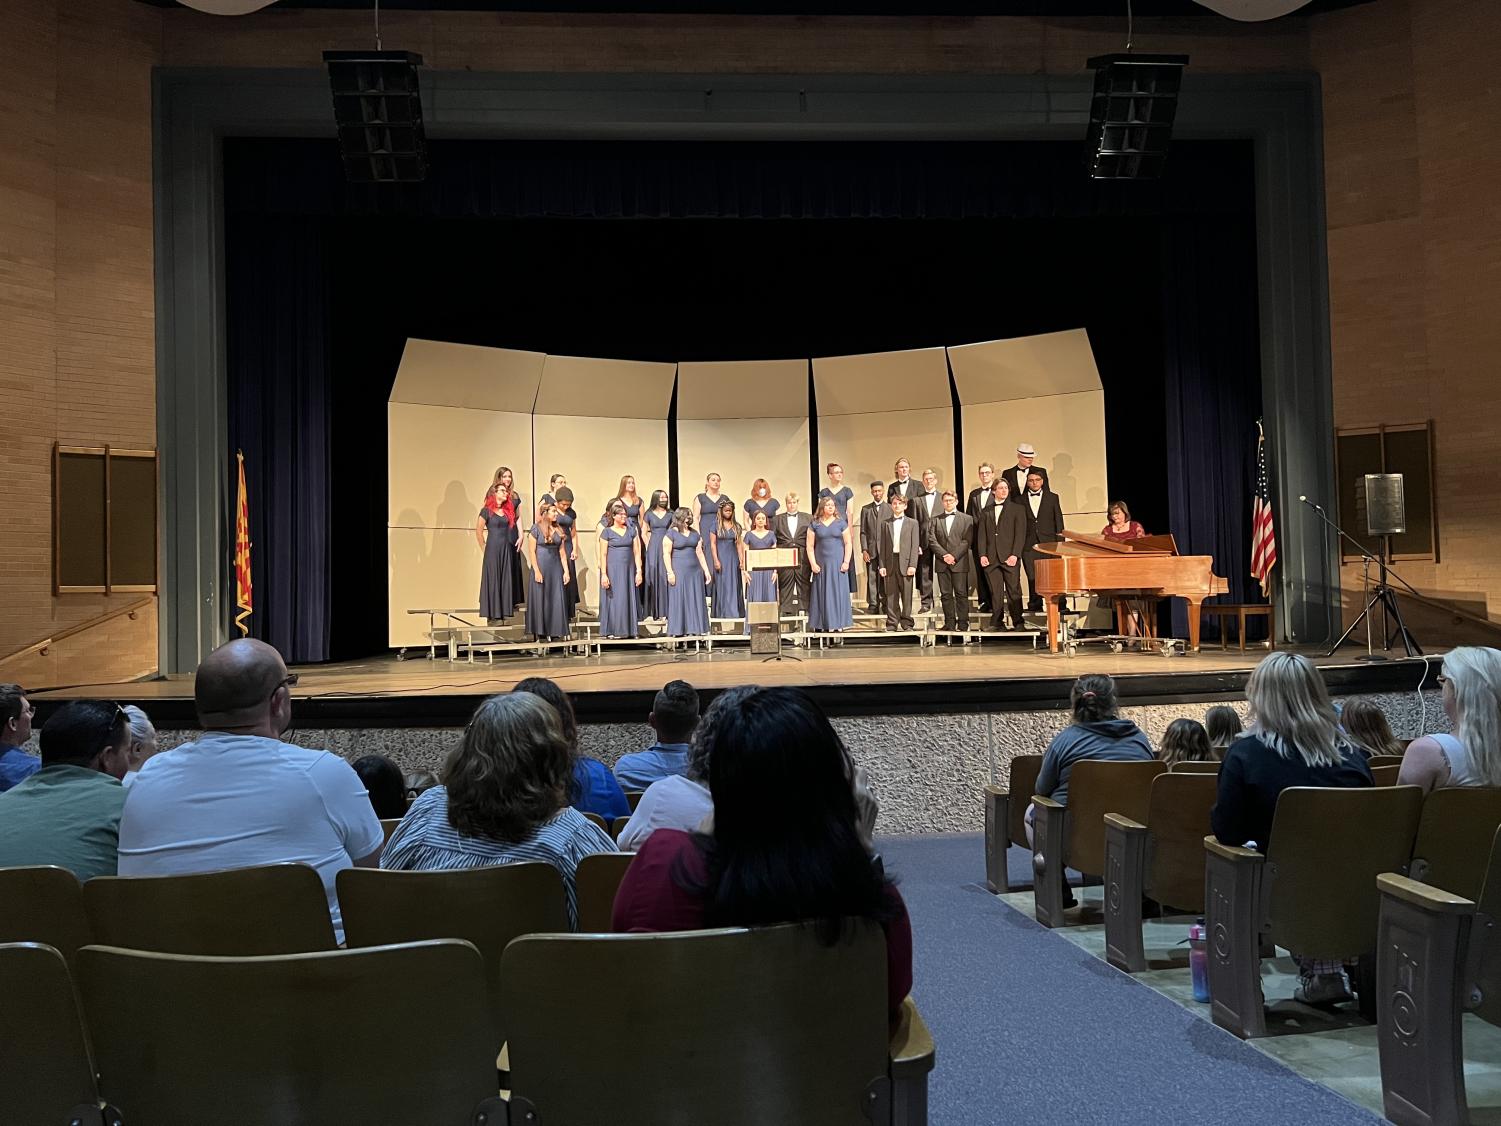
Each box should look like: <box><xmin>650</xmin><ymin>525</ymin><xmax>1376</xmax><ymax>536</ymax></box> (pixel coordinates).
<box><xmin>877</xmin><ymin>833</ymin><xmax>1381</xmax><ymax>1126</ymax></box>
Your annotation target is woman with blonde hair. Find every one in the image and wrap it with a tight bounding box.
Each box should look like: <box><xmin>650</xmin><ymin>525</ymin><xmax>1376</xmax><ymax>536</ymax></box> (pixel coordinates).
<box><xmin>1399</xmin><ymin>647</ymin><xmax>1501</xmax><ymax>792</ymax></box>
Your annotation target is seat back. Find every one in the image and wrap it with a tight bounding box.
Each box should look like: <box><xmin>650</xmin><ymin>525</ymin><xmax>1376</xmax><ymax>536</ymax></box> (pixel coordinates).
<box><xmin>1065</xmin><ymin>760</ymin><xmax>1168</xmax><ymax>876</ymax></box>
<box><xmin>76</xmin><ymin>940</ymin><xmax>499</xmax><ymax>1126</ymax></box>
<box><xmin>625</xmin><ymin>790</ymin><xmax>646</xmax><ymax>811</ymax></box>
<box><xmin>1367</xmin><ymin>755</ymin><xmax>1405</xmax><ymax>768</ymax></box>
<box><xmin>0</xmin><ymin>943</ymin><xmax>103</xmax><ymax>1124</ymax></box>
<box><xmin>1473</xmin><ymin>828</ymin><xmax>1501</xmax><ymax>1028</ymax></box>
<box><xmin>0</xmin><ymin>865</ymin><xmax>91</xmax><ymax>959</ymax></box>
<box><xmin>1409</xmin><ymin>786</ymin><xmax>1501</xmax><ymax>901</ymax></box>
<box><xmin>337</xmin><ymin>863</ymin><xmax>567</xmax><ymax>1048</ymax></box>
<box><xmin>583</xmin><ymin>811</ymin><xmax>609</xmax><ymax>832</ymax></box>
<box><xmin>1007</xmin><ymin>754</ymin><xmax>1044</xmax><ymax>847</ymax></box>
<box><xmin>575</xmin><ymin>852</ymin><xmax>635</xmax><ymax>932</ymax></box>
<box><xmin>379</xmin><ymin>818</ymin><xmax>402</xmax><ymax>846</ymax></box>
<box><xmin>501</xmin><ymin>924</ymin><xmax>890</xmax><ymax>1126</ymax></box>
<box><xmin>83</xmin><ymin>863</ymin><xmax>337</xmax><ymax>955</ymax></box>
<box><xmin>1143</xmin><ymin>774</ymin><xmax>1220</xmax><ymax>910</ymax></box>
<box><xmin>1171</xmin><ymin>760</ymin><xmax>1220</xmax><ymax>774</ymax></box>
<box><xmin>1265</xmin><ymin>786</ymin><xmax>1424</xmax><ymax>955</ymax></box>
<box><xmin>611</xmin><ymin>815</ymin><xmax>630</xmax><ymax>841</ymax></box>
<box><xmin>1371</xmin><ymin>763</ymin><xmax>1402</xmax><ymax>786</ymax></box>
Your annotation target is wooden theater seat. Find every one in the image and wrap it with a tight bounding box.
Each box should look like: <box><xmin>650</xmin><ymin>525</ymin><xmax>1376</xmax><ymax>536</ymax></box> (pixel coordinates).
<box><xmin>0</xmin><ymin>942</ymin><xmax>119</xmax><ymax>1126</ymax></box>
<box><xmin>1102</xmin><ymin>772</ymin><xmax>1220</xmax><ymax>972</ymax></box>
<box><xmin>379</xmin><ymin>817</ymin><xmax>403</xmax><ymax>847</ymax></box>
<box><xmin>1367</xmin><ymin>754</ymin><xmax>1406</xmax><ymax>769</ymax></box>
<box><xmin>0</xmin><ymin>865</ymin><xmax>91</xmax><ymax>961</ymax></box>
<box><xmin>575</xmin><ymin>851</ymin><xmax>636</xmax><ymax>932</ymax></box>
<box><xmin>1376</xmin><ymin>826</ymin><xmax>1501</xmax><ymax>1125</ymax></box>
<box><xmin>82</xmin><ymin>863</ymin><xmax>338</xmax><ymax>956</ymax></box>
<box><xmin>337</xmin><ymin>863</ymin><xmax>568</xmax><ymax>1051</ymax></box>
<box><xmin>1204</xmin><ymin>785</ymin><xmax>1425</xmax><ymax>1039</ymax></box>
<box><xmin>1031</xmin><ymin>759</ymin><xmax>1167</xmax><ymax>928</ymax></box>
<box><xmin>983</xmin><ymin>753</ymin><xmax>1043</xmax><ymax>893</ymax></box>
<box><xmin>583</xmin><ymin>811</ymin><xmax>609</xmax><ymax>832</ymax></box>
<box><xmin>1407</xmin><ymin>786</ymin><xmax>1501</xmax><ymax>901</ymax></box>
<box><xmin>626</xmin><ymin>790</ymin><xmax>646</xmax><ymax>811</ymax></box>
<box><xmin>75</xmin><ymin>940</ymin><xmax>502</xmax><ymax>1125</ymax></box>
<box><xmin>1170</xmin><ymin>760</ymin><xmax>1220</xmax><ymax>774</ymax></box>
<box><xmin>498</xmin><ymin>924</ymin><xmax>935</xmax><ymax>1126</ymax></box>
<box><xmin>1371</xmin><ymin>763</ymin><xmax>1402</xmax><ymax>786</ymax></box>
<box><xmin>611</xmin><ymin>815</ymin><xmax>631</xmax><ymax>841</ymax></box>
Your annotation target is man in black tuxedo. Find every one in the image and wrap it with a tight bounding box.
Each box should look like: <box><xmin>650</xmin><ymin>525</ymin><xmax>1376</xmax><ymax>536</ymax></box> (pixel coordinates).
<box><xmin>1003</xmin><ymin>443</ymin><xmax>1049</xmax><ymax>503</ymax></box>
<box><xmin>858</xmin><ymin>481</ymin><xmax>891</xmax><ymax>615</ymax></box>
<box><xmin>978</xmin><ymin>479</ymin><xmax>1027</xmax><ymax>630</ymax></box>
<box><xmin>887</xmin><ymin>457</ymin><xmax>918</xmax><ymax>510</ymax></box>
<box><xmin>773</xmin><ymin>492</ymin><xmax>812</xmax><ymax>617</ymax></box>
<box><xmin>878</xmin><ymin>493</ymin><xmax>920</xmax><ymax>631</ymax></box>
<box><xmin>1021</xmin><ymin>469</ymin><xmax>1065</xmax><ymax>612</ymax></box>
<box><xmin>910</xmin><ymin>467</ymin><xmax>941</xmax><ymax>614</ymax></box>
<box><xmin>965</xmin><ymin>461</ymin><xmax>996</xmax><ymax>615</ymax></box>
<box><xmin>927</xmin><ymin>490</ymin><xmax>975</xmax><ymax>631</ymax></box>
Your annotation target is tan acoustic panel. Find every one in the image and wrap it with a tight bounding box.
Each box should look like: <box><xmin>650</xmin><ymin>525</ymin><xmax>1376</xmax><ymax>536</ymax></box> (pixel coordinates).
<box><xmin>533</xmin><ymin>355</ymin><xmax>677</xmax><ymax>419</ymax></box>
<box><xmin>962</xmin><ymin>390</ymin><xmax>1109</xmax><ymax>516</ymax></box>
<box><xmin>948</xmin><ymin>329</ymin><xmax>1103</xmax><ymax>402</ymax></box>
<box><xmin>387</xmin><ymin>527</ymin><xmax>487</xmax><ymax>649</ymax></box>
<box><xmin>815</xmin><ymin>406</ymin><xmax>957</xmax><ymax>505</ymax></box>
<box><xmin>678</xmin><ymin>418</ymin><xmax>813</xmax><ymax>519</ymax></box>
<box><xmin>812</xmin><ymin>347</ymin><xmax>950</xmax><ymax>417</ymax></box>
<box><xmin>389</xmin><ymin>339</ymin><xmax>546</xmax><ymax>410</ymax></box>
<box><xmin>388</xmin><ymin>402</ymin><xmax>535</xmax><ymax>530</ymax></box>
<box><xmin>677</xmin><ymin>359</ymin><xmax>809</xmax><ymax>420</ymax></box>
<box><xmin>531</xmin><ymin>413</ymin><xmax>670</xmax><ymax>528</ymax></box>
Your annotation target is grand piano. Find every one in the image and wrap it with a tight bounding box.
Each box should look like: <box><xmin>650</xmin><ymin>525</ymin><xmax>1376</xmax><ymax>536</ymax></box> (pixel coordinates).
<box><xmin>1033</xmin><ymin>531</ymin><xmax>1229</xmax><ymax>653</ymax></box>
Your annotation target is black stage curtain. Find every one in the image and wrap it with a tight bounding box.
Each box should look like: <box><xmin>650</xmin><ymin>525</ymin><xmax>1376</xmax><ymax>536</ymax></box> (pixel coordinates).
<box><xmin>224</xmin><ymin>138</ymin><xmax>1260</xmax><ymax>660</ymax></box>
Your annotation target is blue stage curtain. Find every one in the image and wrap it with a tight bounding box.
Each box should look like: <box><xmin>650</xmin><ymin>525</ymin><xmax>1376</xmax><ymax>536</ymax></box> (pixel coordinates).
<box><xmin>1160</xmin><ymin>213</ymin><xmax>1266</xmax><ymax>642</ymax></box>
<box><xmin>226</xmin><ymin>214</ymin><xmax>333</xmax><ymax>663</ymax></box>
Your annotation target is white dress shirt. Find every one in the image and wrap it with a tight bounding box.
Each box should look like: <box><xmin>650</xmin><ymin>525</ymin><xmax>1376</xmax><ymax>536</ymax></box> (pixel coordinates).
<box><xmin>1028</xmin><ymin>490</ymin><xmax>1043</xmax><ymax>516</ymax></box>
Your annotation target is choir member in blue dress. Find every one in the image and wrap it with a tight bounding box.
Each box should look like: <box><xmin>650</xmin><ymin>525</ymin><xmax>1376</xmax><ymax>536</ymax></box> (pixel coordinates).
<box><xmin>523</xmin><ymin>502</ymin><xmax>572</xmax><ymax>642</ymax></box>
<box><xmin>540</xmin><ymin>473</ymin><xmax>567</xmax><ymax>506</ymax></box>
<box><xmin>745</xmin><ymin>478</ymin><xmax>780</xmax><ymax>525</ymax></box>
<box><xmin>805</xmin><ymin>495</ymin><xmax>854</xmax><ymax>632</ymax></box>
<box><xmin>496</xmin><ymin>466</ymin><xmax>527</xmax><ymax>607</ymax></box>
<box><xmin>695</xmin><ymin>472</ymin><xmax>727</xmax><ymax>529</ymax></box>
<box><xmin>597</xmin><ymin>502</ymin><xmax>643</xmax><ymax>639</ymax></box>
<box><xmin>641</xmin><ymin>489</ymin><xmax>673</xmax><ymax>622</ymax></box>
<box><xmin>819</xmin><ymin>462</ymin><xmax>859</xmax><ymax>594</ymax></box>
<box><xmin>664</xmin><ymin>507</ymin><xmax>712</xmax><ymax>637</ymax></box>
<box><xmin>553</xmin><ymin>486</ymin><xmax>581</xmax><ymax>622</ymax></box>
<box><xmin>614</xmin><ymin>475</ymin><xmax>645</xmax><ymax>536</ymax></box>
<box><xmin>742</xmin><ymin>510</ymin><xmax>779</xmax><ymax>633</ymax></box>
<box><xmin>476</xmin><ymin>481</ymin><xmax>518</xmax><ymax>624</ymax></box>
<box><xmin>709</xmin><ymin>498</ymin><xmax>746</xmax><ymax>622</ymax></box>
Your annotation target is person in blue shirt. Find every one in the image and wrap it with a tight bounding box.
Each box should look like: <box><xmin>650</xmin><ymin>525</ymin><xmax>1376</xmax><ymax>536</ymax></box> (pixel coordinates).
<box><xmin>513</xmin><ymin>676</ymin><xmax>629</xmax><ymax>821</ymax></box>
<box><xmin>0</xmin><ymin>683</ymin><xmax>40</xmax><ymax>792</ymax></box>
<box><xmin>614</xmin><ymin>680</ymin><xmax>701</xmax><ymax>792</ymax></box>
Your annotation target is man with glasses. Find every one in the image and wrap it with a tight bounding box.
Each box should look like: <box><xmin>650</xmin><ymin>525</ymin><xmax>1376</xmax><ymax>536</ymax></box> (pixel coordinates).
<box><xmin>117</xmin><ymin>638</ymin><xmax>384</xmax><ymax>943</ymax></box>
<box><xmin>0</xmin><ymin>683</ymin><xmax>40</xmax><ymax>792</ymax></box>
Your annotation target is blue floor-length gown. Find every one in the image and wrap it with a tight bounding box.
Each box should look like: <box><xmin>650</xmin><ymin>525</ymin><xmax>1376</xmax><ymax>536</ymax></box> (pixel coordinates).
<box><xmin>555</xmin><ymin>508</ymin><xmax>580</xmax><ymax>621</ymax></box>
<box><xmin>745</xmin><ymin>497</ymin><xmax>780</xmax><ymax>525</ymax></box>
<box><xmin>506</xmin><ymin>492</ymin><xmax>527</xmax><ymax>606</ymax></box>
<box><xmin>524</xmin><ymin>526</ymin><xmax>570</xmax><ymax>640</ymax></box>
<box><xmin>642</xmin><ymin>508</ymin><xmax>672</xmax><ymax>620</ymax></box>
<box><xmin>808</xmin><ymin>517</ymin><xmax>854</xmax><ymax>631</ymax></box>
<box><xmin>479</xmin><ymin>507</ymin><xmax>517</xmax><ymax>622</ymax></box>
<box><xmin>666</xmin><ymin>529</ymin><xmax>711</xmax><ymax>637</ymax></box>
<box><xmin>710</xmin><ymin>524</ymin><xmax>745</xmax><ymax>620</ymax></box>
<box><xmin>599</xmin><ymin>526</ymin><xmax>640</xmax><ymax>638</ymax></box>
<box><xmin>620</xmin><ymin>498</ymin><xmax>643</xmax><ymax>538</ymax></box>
<box><xmin>819</xmin><ymin>485</ymin><xmax>859</xmax><ymax>593</ymax></box>
<box><xmin>696</xmin><ymin>492</ymin><xmax>726</xmax><ymax>528</ymax></box>
<box><xmin>743</xmin><ymin>529</ymin><xmax>778</xmax><ymax>634</ymax></box>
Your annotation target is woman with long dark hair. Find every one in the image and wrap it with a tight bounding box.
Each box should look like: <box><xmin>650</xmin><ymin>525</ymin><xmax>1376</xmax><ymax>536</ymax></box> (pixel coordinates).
<box><xmin>709</xmin><ymin>497</ymin><xmax>745</xmax><ymax>622</ymax></box>
<box><xmin>640</xmin><ymin>489</ymin><xmax>673</xmax><ymax>622</ymax></box>
<box><xmin>612</xmin><ymin>686</ymin><xmax>912</xmax><ymax>1020</ymax></box>
<box><xmin>523</xmin><ymin>501</ymin><xmax>572</xmax><ymax>642</ymax></box>
<box><xmin>597</xmin><ymin>501</ymin><xmax>642</xmax><ymax>639</ymax></box>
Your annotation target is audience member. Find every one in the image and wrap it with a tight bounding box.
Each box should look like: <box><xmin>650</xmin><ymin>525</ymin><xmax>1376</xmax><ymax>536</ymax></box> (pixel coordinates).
<box><xmin>0</xmin><ymin>683</ymin><xmax>39</xmax><ymax>792</ymax></box>
<box><xmin>0</xmin><ymin>700</ymin><xmax>130</xmax><ymax>880</ymax></box>
<box><xmin>403</xmin><ymin>769</ymin><xmax>438</xmax><ymax>804</ymax></box>
<box><xmin>1212</xmin><ymin>652</ymin><xmax>1372</xmax><ymax>1005</ymax></box>
<box><xmin>615</xmin><ymin>687</ymin><xmax>725</xmax><ymax>850</ymax></box>
<box><xmin>1158</xmin><ymin>718</ymin><xmax>1212</xmax><ymax>769</ymax></box>
<box><xmin>1339</xmin><ymin>698</ymin><xmax>1404</xmax><ymax>759</ymax></box>
<box><xmin>353</xmin><ymin>754</ymin><xmax>408</xmax><ymax>820</ymax></box>
<box><xmin>117</xmin><ymin>639</ymin><xmax>384</xmax><ymax>943</ymax></box>
<box><xmin>382</xmin><ymin>692</ymin><xmax>617</xmax><ymax>927</ymax></box>
<box><xmin>1205</xmin><ymin>705</ymin><xmax>1243</xmax><ymax>760</ymax></box>
<box><xmin>119</xmin><ymin>704</ymin><xmax>159</xmax><ymax>788</ymax></box>
<box><xmin>614</xmin><ymin>679</ymin><xmax>701</xmax><ymax>791</ymax></box>
<box><xmin>612</xmin><ymin>686</ymin><xmax>912</xmax><ymax>1020</ymax></box>
<box><xmin>514</xmin><ymin>676</ymin><xmax>629</xmax><ymax>820</ymax></box>
<box><xmin>1399</xmin><ymin>646</ymin><xmax>1501</xmax><ymax>793</ymax></box>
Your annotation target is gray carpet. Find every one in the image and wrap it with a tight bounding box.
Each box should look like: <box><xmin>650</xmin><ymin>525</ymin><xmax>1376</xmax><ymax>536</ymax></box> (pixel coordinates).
<box><xmin>877</xmin><ymin>832</ymin><xmax>1382</xmax><ymax>1126</ymax></box>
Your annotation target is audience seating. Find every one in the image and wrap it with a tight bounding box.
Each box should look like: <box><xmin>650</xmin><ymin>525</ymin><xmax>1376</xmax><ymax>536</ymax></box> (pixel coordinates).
<box><xmin>626</xmin><ymin>790</ymin><xmax>646</xmax><ymax>811</ymax></box>
<box><xmin>1371</xmin><ymin>763</ymin><xmax>1402</xmax><ymax>786</ymax></box>
<box><xmin>1031</xmin><ymin>760</ymin><xmax>1167</xmax><ymax>927</ymax></box>
<box><xmin>1170</xmin><ymin>760</ymin><xmax>1219</xmax><ymax>774</ymax></box>
<box><xmin>611</xmin><ymin>815</ymin><xmax>631</xmax><ymax>841</ymax></box>
<box><xmin>75</xmin><ymin>939</ymin><xmax>503</xmax><ymax>1125</ymax></box>
<box><xmin>82</xmin><ymin>863</ymin><xmax>338</xmax><ymax>955</ymax></box>
<box><xmin>982</xmin><ymin>753</ymin><xmax>1043</xmax><ymax>893</ymax></box>
<box><xmin>379</xmin><ymin>817</ymin><xmax>402</xmax><ymax>846</ymax></box>
<box><xmin>1367</xmin><ymin>754</ymin><xmax>1405</xmax><ymax>768</ymax></box>
<box><xmin>575</xmin><ymin>851</ymin><xmax>636</xmax><ymax>932</ymax></box>
<box><xmin>1375</xmin><ymin>826</ymin><xmax>1501</xmax><ymax>1126</ymax></box>
<box><xmin>337</xmin><ymin>862</ymin><xmax>568</xmax><ymax>1050</ymax></box>
<box><xmin>1407</xmin><ymin>786</ymin><xmax>1501</xmax><ymax>901</ymax></box>
<box><xmin>0</xmin><ymin>942</ymin><xmax>120</xmax><ymax>1126</ymax></box>
<box><xmin>499</xmin><ymin>923</ymin><xmax>934</xmax><ymax>1126</ymax></box>
<box><xmin>0</xmin><ymin>865</ymin><xmax>91</xmax><ymax>960</ymax></box>
<box><xmin>583</xmin><ymin>811</ymin><xmax>609</xmax><ymax>832</ymax></box>
<box><xmin>1102</xmin><ymin>772</ymin><xmax>1219</xmax><ymax>972</ymax></box>
<box><xmin>1204</xmin><ymin>785</ymin><xmax>1424</xmax><ymax>1039</ymax></box>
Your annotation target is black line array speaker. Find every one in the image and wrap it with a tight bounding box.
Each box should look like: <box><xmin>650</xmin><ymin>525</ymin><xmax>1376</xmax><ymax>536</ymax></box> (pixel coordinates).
<box><xmin>1085</xmin><ymin>53</ymin><xmax>1189</xmax><ymax>180</ymax></box>
<box><xmin>323</xmin><ymin>50</ymin><xmax>427</xmax><ymax>183</ymax></box>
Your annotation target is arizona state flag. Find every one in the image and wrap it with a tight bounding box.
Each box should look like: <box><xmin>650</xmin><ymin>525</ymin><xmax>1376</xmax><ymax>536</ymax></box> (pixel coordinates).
<box><xmin>234</xmin><ymin>450</ymin><xmax>253</xmax><ymax>636</ymax></box>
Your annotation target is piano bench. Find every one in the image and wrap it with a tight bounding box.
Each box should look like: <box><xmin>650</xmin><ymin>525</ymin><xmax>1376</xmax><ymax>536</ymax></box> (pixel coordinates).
<box><xmin>1202</xmin><ymin>603</ymin><xmax>1274</xmax><ymax>652</ymax></box>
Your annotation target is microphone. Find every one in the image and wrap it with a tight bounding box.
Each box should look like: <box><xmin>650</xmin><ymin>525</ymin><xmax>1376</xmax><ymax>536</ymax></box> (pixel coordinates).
<box><xmin>1299</xmin><ymin>495</ymin><xmax>1326</xmax><ymax>513</ymax></box>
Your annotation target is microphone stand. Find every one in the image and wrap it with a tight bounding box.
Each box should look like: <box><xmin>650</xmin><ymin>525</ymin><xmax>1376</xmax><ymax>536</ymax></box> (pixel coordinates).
<box><xmin>1299</xmin><ymin>498</ymin><xmax>1422</xmax><ymax>660</ymax></box>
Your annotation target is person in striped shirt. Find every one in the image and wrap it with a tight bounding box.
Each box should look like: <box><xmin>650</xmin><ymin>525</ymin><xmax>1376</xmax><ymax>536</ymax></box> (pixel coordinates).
<box><xmin>382</xmin><ymin>692</ymin><xmax>617</xmax><ymax>928</ymax></box>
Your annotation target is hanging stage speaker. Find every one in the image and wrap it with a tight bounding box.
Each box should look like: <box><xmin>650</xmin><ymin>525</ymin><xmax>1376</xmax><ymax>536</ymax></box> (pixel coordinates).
<box><xmin>1363</xmin><ymin>473</ymin><xmax>1407</xmax><ymax>536</ymax></box>
<box><xmin>323</xmin><ymin>50</ymin><xmax>427</xmax><ymax>183</ymax></box>
<box><xmin>1085</xmin><ymin>54</ymin><xmax>1189</xmax><ymax>180</ymax></box>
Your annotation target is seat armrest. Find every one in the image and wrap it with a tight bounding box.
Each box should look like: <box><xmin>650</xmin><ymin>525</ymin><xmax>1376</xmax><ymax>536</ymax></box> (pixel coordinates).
<box><xmin>889</xmin><ymin>997</ymin><xmax>936</xmax><ymax>1078</ymax></box>
<box><xmin>1032</xmin><ymin>794</ymin><xmax>1063</xmax><ymax>812</ymax></box>
<box><xmin>1104</xmin><ymin>813</ymin><xmax>1146</xmax><ymax>834</ymax></box>
<box><xmin>1377</xmin><ymin>872</ymin><xmax>1476</xmax><ymax>915</ymax></box>
<box><xmin>1204</xmin><ymin>836</ymin><xmax>1261</xmax><ymax>864</ymax></box>
<box><xmin>983</xmin><ymin>783</ymin><xmax>1008</xmax><ymax>799</ymax></box>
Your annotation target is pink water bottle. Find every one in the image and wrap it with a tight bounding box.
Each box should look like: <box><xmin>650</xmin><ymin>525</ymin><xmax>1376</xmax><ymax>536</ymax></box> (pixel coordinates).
<box><xmin>1188</xmin><ymin>917</ymin><xmax>1211</xmax><ymax>1003</ymax></box>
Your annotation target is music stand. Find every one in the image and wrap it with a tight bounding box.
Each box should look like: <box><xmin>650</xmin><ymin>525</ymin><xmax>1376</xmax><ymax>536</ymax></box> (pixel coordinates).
<box><xmin>747</xmin><ymin>547</ymin><xmax>801</xmax><ymax>662</ymax></box>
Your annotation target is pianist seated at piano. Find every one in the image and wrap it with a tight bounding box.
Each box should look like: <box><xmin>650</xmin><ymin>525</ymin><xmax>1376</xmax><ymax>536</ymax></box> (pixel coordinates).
<box><xmin>1100</xmin><ymin>500</ymin><xmax>1146</xmax><ymax>542</ymax></box>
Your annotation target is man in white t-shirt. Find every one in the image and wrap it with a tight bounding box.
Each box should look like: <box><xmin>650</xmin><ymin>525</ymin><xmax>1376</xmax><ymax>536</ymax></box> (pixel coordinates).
<box><xmin>117</xmin><ymin>639</ymin><xmax>384</xmax><ymax>941</ymax></box>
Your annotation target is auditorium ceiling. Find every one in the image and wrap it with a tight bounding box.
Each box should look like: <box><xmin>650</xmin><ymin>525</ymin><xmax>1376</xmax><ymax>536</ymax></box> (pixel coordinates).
<box><xmin>137</xmin><ymin>0</ymin><xmax>1374</xmax><ymax>14</ymax></box>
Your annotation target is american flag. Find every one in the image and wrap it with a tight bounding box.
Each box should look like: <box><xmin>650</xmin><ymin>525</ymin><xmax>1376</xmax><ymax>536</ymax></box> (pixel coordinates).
<box><xmin>1251</xmin><ymin>420</ymin><xmax>1277</xmax><ymax>597</ymax></box>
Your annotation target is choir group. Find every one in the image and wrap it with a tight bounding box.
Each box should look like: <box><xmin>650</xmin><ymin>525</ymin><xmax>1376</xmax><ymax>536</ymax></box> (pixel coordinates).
<box><xmin>475</xmin><ymin>444</ymin><xmax>1146</xmax><ymax>643</ymax></box>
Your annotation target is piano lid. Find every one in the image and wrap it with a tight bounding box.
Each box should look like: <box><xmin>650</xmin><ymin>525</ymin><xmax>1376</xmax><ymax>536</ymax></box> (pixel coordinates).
<box><xmin>1035</xmin><ymin>530</ymin><xmax>1179</xmax><ymax>557</ymax></box>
